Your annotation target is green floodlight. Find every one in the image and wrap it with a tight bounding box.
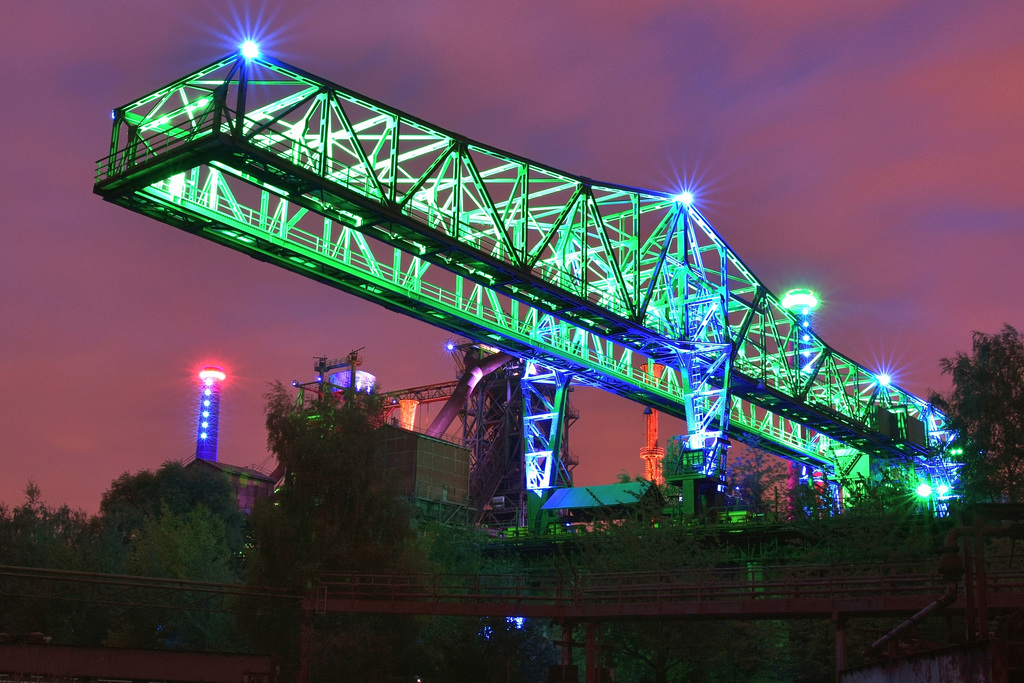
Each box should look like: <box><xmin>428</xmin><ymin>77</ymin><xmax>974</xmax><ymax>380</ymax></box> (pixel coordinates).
<box><xmin>782</xmin><ymin>288</ymin><xmax>818</xmax><ymax>312</ymax></box>
<box><xmin>916</xmin><ymin>483</ymin><xmax>933</xmax><ymax>498</ymax></box>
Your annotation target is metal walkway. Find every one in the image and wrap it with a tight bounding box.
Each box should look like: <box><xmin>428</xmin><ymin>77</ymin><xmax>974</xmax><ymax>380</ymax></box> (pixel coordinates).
<box><xmin>309</xmin><ymin>562</ymin><xmax>1024</xmax><ymax>620</ymax></box>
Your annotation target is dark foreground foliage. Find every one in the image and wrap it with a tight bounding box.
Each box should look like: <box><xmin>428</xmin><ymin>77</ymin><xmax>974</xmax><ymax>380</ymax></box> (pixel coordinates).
<box><xmin>932</xmin><ymin>324</ymin><xmax>1024</xmax><ymax>503</ymax></box>
<box><xmin>0</xmin><ymin>464</ymin><xmax>247</xmax><ymax>651</ymax></box>
<box><xmin>13</xmin><ymin>344</ymin><xmax>1024</xmax><ymax>681</ymax></box>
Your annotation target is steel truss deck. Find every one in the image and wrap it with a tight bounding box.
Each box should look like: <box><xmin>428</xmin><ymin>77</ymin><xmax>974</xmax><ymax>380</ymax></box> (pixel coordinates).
<box><xmin>94</xmin><ymin>50</ymin><xmax>951</xmax><ymax>486</ymax></box>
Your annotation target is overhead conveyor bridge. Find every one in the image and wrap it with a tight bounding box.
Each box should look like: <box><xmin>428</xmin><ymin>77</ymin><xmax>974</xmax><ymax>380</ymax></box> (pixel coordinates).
<box><xmin>94</xmin><ymin>48</ymin><xmax>950</xmax><ymax>491</ymax></box>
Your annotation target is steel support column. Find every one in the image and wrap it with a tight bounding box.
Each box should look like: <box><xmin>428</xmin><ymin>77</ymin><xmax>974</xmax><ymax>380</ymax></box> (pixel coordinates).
<box><xmin>521</xmin><ymin>361</ymin><xmax>572</xmax><ymax>494</ymax></box>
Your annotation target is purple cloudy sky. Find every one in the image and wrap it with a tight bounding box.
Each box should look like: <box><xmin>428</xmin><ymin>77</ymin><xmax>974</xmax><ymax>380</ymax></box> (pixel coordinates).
<box><xmin>2</xmin><ymin>1</ymin><xmax>1022</xmax><ymax>511</ymax></box>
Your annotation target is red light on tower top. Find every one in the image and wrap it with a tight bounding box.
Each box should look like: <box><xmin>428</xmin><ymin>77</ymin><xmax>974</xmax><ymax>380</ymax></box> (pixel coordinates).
<box><xmin>199</xmin><ymin>367</ymin><xmax>227</xmax><ymax>383</ymax></box>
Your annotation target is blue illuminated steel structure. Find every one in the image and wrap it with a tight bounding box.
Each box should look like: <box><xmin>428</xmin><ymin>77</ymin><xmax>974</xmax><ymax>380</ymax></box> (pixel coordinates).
<box><xmin>521</xmin><ymin>362</ymin><xmax>573</xmax><ymax>492</ymax></box>
<box><xmin>195</xmin><ymin>366</ymin><xmax>225</xmax><ymax>461</ymax></box>
<box><xmin>95</xmin><ymin>48</ymin><xmax>952</xmax><ymax>496</ymax></box>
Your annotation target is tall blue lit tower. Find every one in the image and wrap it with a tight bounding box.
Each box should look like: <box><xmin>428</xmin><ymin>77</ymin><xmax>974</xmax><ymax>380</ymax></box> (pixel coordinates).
<box><xmin>195</xmin><ymin>366</ymin><xmax>225</xmax><ymax>461</ymax></box>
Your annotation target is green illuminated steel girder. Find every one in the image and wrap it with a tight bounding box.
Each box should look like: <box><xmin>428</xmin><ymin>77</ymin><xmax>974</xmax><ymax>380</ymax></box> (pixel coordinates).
<box><xmin>94</xmin><ymin>51</ymin><xmax>946</xmax><ymax>471</ymax></box>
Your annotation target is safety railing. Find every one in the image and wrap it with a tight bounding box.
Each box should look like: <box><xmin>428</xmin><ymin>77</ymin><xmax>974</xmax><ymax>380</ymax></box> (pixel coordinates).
<box><xmin>315</xmin><ymin>560</ymin><xmax>1016</xmax><ymax>613</ymax></box>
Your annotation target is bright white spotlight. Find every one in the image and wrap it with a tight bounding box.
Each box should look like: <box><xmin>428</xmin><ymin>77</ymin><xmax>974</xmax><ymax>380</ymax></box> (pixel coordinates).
<box><xmin>240</xmin><ymin>40</ymin><xmax>260</xmax><ymax>60</ymax></box>
<box><xmin>877</xmin><ymin>373</ymin><xmax>891</xmax><ymax>386</ymax></box>
<box><xmin>674</xmin><ymin>191</ymin><xmax>695</xmax><ymax>206</ymax></box>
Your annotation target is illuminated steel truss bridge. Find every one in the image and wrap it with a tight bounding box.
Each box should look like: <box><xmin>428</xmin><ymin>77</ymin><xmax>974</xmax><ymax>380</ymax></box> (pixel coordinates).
<box><xmin>94</xmin><ymin>46</ymin><xmax>956</xmax><ymax>501</ymax></box>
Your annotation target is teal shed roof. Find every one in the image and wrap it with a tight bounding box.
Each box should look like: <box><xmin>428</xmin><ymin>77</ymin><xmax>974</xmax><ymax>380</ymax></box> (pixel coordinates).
<box><xmin>541</xmin><ymin>481</ymin><xmax>653</xmax><ymax>510</ymax></box>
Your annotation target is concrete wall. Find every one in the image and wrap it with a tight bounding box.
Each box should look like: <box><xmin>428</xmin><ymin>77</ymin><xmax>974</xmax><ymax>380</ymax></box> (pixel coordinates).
<box><xmin>839</xmin><ymin>640</ymin><xmax>1008</xmax><ymax>683</ymax></box>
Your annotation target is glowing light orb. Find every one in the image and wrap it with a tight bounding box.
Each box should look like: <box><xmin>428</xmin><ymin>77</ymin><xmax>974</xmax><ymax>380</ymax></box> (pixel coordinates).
<box><xmin>916</xmin><ymin>483</ymin><xmax>932</xmax><ymax>497</ymax></box>
<box><xmin>168</xmin><ymin>174</ymin><xmax>186</xmax><ymax>198</ymax></box>
<box><xmin>674</xmin><ymin>191</ymin><xmax>695</xmax><ymax>206</ymax></box>
<box><xmin>877</xmin><ymin>373</ymin><xmax>892</xmax><ymax>387</ymax></box>
<box><xmin>240</xmin><ymin>40</ymin><xmax>260</xmax><ymax>60</ymax></box>
<box><xmin>937</xmin><ymin>484</ymin><xmax>950</xmax><ymax>496</ymax></box>
<box><xmin>781</xmin><ymin>289</ymin><xmax>818</xmax><ymax>311</ymax></box>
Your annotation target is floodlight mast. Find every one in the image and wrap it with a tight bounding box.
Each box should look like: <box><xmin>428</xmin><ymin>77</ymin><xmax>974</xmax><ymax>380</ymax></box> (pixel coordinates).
<box><xmin>95</xmin><ymin>49</ymin><xmax>953</xmax><ymax>503</ymax></box>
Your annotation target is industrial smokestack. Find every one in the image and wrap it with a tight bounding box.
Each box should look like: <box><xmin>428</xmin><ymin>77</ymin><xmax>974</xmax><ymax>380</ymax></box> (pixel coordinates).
<box><xmin>195</xmin><ymin>366</ymin><xmax>225</xmax><ymax>461</ymax></box>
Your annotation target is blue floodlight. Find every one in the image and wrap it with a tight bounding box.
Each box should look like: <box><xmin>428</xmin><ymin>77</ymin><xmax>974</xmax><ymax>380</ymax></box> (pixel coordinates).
<box><xmin>674</xmin><ymin>191</ymin><xmax>695</xmax><ymax>207</ymax></box>
<box><xmin>240</xmin><ymin>40</ymin><xmax>260</xmax><ymax>60</ymax></box>
<box><xmin>877</xmin><ymin>373</ymin><xmax>891</xmax><ymax>387</ymax></box>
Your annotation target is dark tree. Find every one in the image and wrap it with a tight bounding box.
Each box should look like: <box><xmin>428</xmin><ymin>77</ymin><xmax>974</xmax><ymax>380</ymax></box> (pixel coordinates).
<box><xmin>727</xmin><ymin>444</ymin><xmax>790</xmax><ymax>518</ymax></box>
<box><xmin>248</xmin><ymin>383</ymin><xmax>418</xmax><ymax>590</ymax></box>
<box><xmin>95</xmin><ymin>462</ymin><xmax>247</xmax><ymax>650</ymax></box>
<box><xmin>417</xmin><ymin>615</ymin><xmax>557</xmax><ymax>683</ymax></box>
<box><xmin>104</xmin><ymin>502</ymin><xmax>242</xmax><ymax>650</ymax></box>
<box><xmin>247</xmin><ymin>383</ymin><xmax>423</xmax><ymax>682</ymax></box>
<box><xmin>932</xmin><ymin>324</ymin><xmax>1024</xmax><ymax>502</ymax></box>
<box><xmin>0</xmin><ymin>483</ymin><xmax>103</xmax><ymax>644</ymax></box>
<box><xmin>0</xmin><ymin>482</ymin><xmax>94</xmax><ymax>570</ymax></box>
<box><xmin>98</xmin><ymin>460</ymin><xmax>246</xmax><ymax>574</ymax></box>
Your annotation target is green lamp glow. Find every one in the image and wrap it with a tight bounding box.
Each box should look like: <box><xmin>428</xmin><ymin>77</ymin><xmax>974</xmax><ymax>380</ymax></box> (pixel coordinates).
<box><xmin>782</xmin><ymin>288</ymin><xmax>819</xmax><ymax>311</ymax></box>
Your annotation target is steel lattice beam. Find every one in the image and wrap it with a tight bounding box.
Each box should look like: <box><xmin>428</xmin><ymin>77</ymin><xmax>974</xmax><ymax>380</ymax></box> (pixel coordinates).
<box><xmin>94</xmin><ymin>50</ymin><xmax>948</xmax><ymax>475</ymax></box>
